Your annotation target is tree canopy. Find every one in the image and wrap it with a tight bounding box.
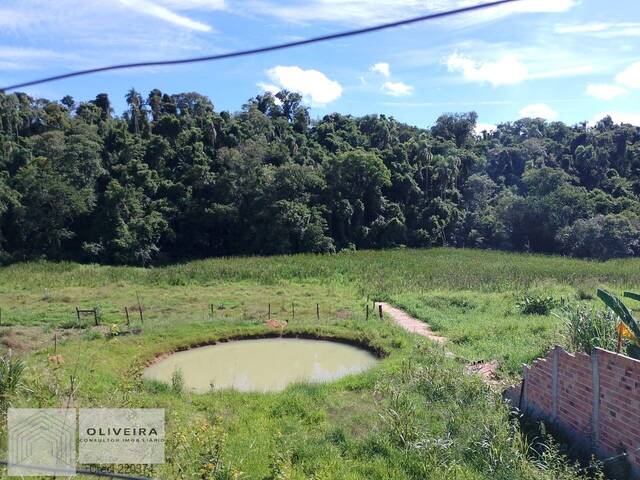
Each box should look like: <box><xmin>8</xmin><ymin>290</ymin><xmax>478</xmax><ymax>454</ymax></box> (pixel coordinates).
<box><xmin>0</xmin><ymin>89</ymin><xmax>639</xmax><ymax>265</ymax></box>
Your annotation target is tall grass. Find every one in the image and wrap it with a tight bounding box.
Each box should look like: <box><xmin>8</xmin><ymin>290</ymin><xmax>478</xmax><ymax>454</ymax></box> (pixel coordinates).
<box><xmin>0</xmin><ymin>351</ymin><xmax>26</xmax><ymax>411</ymax></box>
<box><xmin>4</xmin><ymin>248</ymin><xmax>639</xmax><ymax>375</ymax></box>
<box><xmin>2</xmin><ymin>248</ymin><xmax>640</xmax><ymax>294</ymax></box>
<box><xmin>556</xmin><ymin>305</ymin><xmax>617</xmax><ymax>354</ymax></box>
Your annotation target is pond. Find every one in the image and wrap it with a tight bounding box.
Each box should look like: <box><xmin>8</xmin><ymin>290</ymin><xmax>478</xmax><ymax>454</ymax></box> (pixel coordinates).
<box><xmin>143</xmin><ymin>337</ymin><xmax>379</xmax><ymax>393</ymax></box>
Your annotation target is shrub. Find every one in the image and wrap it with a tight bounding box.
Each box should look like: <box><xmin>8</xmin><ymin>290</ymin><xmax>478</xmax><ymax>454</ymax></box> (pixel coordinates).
<box><xmin>171</xmin><ymin>368</ymin><xmax>185</xmax><ymax>394</ymax></box>
<box><xmin>575</xmin><ymin>289</ymin><xmax>594</xmax><ymax>301</ymax></box>
<box><xmin>517</xmin><ymin>295</ymin><xmax>557</xmax><ymax>315</ymax></box>
<box><xmin>556</xmin><ymin>304</ymin><xmax>617</xmax><ymax>354</ymax></box>
<box><xmin>83</xmin><ymin>329</ymin><xmax>103</xmax><ymax>341</ymax></box>
<box><xmin>557</xmin><ymin>214</ymin><xmax>640</xmax><ymax>259</ymax></box>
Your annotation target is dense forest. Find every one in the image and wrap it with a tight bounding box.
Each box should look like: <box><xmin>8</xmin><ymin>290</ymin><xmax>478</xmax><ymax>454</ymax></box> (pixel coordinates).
<box><xmin>0</xmin><ymin>89</ymin><xmax>639</xmax><ymax>265</ymax></box>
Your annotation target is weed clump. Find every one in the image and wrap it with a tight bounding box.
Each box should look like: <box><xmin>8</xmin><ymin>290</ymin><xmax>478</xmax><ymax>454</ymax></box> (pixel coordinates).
<box><xmin>556</xmin><ymin>304</ymin><xmax>617</xmax><ymax>354</ymax></box>
<box><xmin>171</xmin><ymin>368</ymin><xmax>185</xmax><ymax>394</ymax></box>
<box><xmin>517</xmin><ymin>295</ymin><xmax>557</xmax><ymax>315</ymax></box>
<box><xmin>0</xmin><ymin>351</ymin><xmax>25</xmax><ymax>412</ymax></box>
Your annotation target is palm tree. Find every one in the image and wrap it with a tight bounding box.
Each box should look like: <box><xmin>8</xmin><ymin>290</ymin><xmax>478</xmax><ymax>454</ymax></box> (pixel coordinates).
<box><xmin>125</xmin><ymin>88</ymin><xmax>144</xmax><ymax>135</ymax></box>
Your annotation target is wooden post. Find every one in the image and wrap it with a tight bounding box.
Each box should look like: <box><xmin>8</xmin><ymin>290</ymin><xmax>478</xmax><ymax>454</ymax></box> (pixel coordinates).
<box><xmin>366</xmin><ymin>304</ymin><xmax>369</xmax><ymax>321</ymax></box>
<box><xmin>76</xmin><ymin>307</ymin><xmax>81</xmax><ymax>324</ymax></box>
<box><xmin>93</xmin><ymin>309</ymin><xmax>98</xmax><ymax>326</ymax></box>
<box><xmin>136</xmin><ymin>292</ymin><xmax>144</xmax><ymax>324</ymax></box>
<box><xmin>125</xmin><ymin>307</ymin><xmax>131</xmax><ymax>326</ymax></box>
<box><xmin>268</xmin><ymin>303</ymin><xmax>271</xmax><ymax>319</ymax></box>
<box><xmin>210</xmin><ymin>304</ymin><xmax>214</xmax><ymax>318</ymax></box>
<box><xmin>316</xmin><ymin>304</ymin><xmax>320</xmax><ymax>321</ymax></box>
<box><xmin>378</xmin><ymin>304</ymin><xmax>383</xmax><ymax>319</ymax></box>
<box><xmin>292</xmin><ymin>303</ymin><xmax>295</xmax><ymax>320</ymax></box>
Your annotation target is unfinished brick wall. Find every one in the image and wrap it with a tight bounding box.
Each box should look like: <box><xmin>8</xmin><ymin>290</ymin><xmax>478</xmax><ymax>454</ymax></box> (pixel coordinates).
<box><xmin>521</xmin><ymin>346</ymin><xmax>640</xmax><ymax>476</ymax></box>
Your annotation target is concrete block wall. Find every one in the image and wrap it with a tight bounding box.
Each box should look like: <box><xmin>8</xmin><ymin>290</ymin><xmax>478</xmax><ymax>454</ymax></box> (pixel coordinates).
<box><xmin>521</xmin><ymin>346</ymin><xmax>640</xmax><ymax>476</ymax></box>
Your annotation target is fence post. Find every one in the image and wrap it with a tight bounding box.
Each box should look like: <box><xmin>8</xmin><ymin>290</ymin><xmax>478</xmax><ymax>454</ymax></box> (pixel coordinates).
<box><xmin>316</xmin><ymin>304</ymin><xmax>320</xmax><ymax>321</ymax></box>
<box><xmin>378</xmin><ymin>304</ymin><xmax>383</xmax><ymax>319</ymax></box>
<box><xmin>93</xmin><ymin>309</ymin><xmax>98</xmax><ymax>326</ymax></box>
<box><xmin>268</xmin><ymin>303</ymin><xmax>271</xmax><ymax>319</ymax></box>
<box><xmin>125</xmin><ymin>306</ymin><xmax>130</xmax><ymax>326</ymax></box>
<box><xmin>210</xmin><ymin>304</ymin><xmax>214</xmax><ymax>318</ymax></box>
<box><xmin>292</xmin><ymin>303</ymin><xmax>295</xmax><ymax>320</ymax></box>
<box><xmin>76</xmin><ymin>307</ymin><xmax>81</xmax><ymax>324</ymax></box>
<box><xmin>136</xmin><ymin>292</ymin><xmax>144</xmax><ymax>324</ymax></box>
<box><xmin>365</xmin><ymin>304</ymin><xmax>369</xmax><ymax>321</ymax></box>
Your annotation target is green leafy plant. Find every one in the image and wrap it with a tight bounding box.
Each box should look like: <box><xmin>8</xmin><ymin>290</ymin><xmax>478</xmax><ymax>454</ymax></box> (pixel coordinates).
<box><xmin>517</xmin><ymin>294</ymin><xmax>557</xmax><ymax>315</ymax></box>
<box><xmin>575</xmin><ymin>288</ymin><xmax>594</xmax><ymax>301</ymax></box>
<box><xmin>556</xmin><ymin>304</ymin><xmax>617</xmax><ymax>354</ymax></box>
<box><xmin>597</xmin><ymin>289</ymin><xmax>640</xmax><ymax>340</ymax></box>
<box><xmin>597</xmin><ymin>289</ymin><xmax>640</xmax><ymax>358</ymax></box>
<box><xmin>623</xmin><ymin>291</ymin><xmax>640</xmax><ymax>302</ymax></box>
<box><xmin>83</xmin><ymin>329</ymin><xmax>103</xmax><ymax>341</ymax></box>
<box><xmin>171</xmin><ymin>368</ymin><xmax>185</xmax><ymax>394</ymax></box>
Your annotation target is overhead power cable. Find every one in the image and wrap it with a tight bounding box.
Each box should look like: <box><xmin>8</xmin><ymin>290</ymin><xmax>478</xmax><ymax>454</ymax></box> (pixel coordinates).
<box><xmin>0</xmin><ymin>0</ymin><xmax>521</xmax><ymax>93</ymax></box>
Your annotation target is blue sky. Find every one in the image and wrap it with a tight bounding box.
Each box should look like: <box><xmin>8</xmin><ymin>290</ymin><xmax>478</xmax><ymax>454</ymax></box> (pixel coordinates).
<box><xmin>1</xmin><ymin>0</ymin><xmax>639</xmax><ymax>131</ymax></box>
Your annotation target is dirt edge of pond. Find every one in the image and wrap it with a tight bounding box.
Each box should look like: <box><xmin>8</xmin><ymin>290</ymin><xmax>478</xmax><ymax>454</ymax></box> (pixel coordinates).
<box><xmin>143</xmin><ymin>329</ymin><xmax>390</xmax><ymax>369</ymax></box>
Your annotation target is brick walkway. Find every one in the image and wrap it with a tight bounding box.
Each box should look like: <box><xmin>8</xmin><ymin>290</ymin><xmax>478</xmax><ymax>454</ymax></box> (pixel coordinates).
<box><xmin>375</xmin><ymin>302</ymin><xmax>446</xmax><ymax>344</ymax></box>
<box><xmin>375</xmin><ymin>301</ymin><xmax>500</xmax><ymax>383</ymax></box>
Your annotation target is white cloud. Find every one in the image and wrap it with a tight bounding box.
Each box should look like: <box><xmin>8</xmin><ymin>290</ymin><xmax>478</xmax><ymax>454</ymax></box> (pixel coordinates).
<box><xmin>0</xmin><ymin>0</ymin><xmax>228</xmax><ymax>78</ymax></box>
<box><xmin>529</xmin><ymin>65</ymin><xmax>595</xmax><ymax>80</ymax></box>
<box><xmin>256</xmin><ymin>82</ymin><xmax>280</xmax><ymax>95</ymax></box>
<box><xmin>446</xmin><ymin>53</ymin><xmax>528</xmax><ymax>86</ymax></box>
<box><xmin>555</xmin><ymin>22</ymin><xmax>640</xmax><ymax>37</ymax></box>
<box><xmin>501</xmin><ymin>0</ymin><xmax>578</xmax><ymax>13</ymax></box>
<box><xmin>381</xmin><ymin>81</ymin><xmax>413</xmax><ymax>97</ymax></box>
<box><xmin>586</xmin><ymin>84</ymin><xmax>628</xmax><ymax>101</ymax></box>
<box><xmin>250</xmin><ymin>0</ymin><xmax>578</xmax><ymax>26</ymax></box>
<box><xmin>589</xmin><ymin>112</ymin><xmax>640</xmax><ymax>127</ymax></box>
<box><xmin>615</xmin><ymin>61</ymin><xmax>640</xmax><ymax>89</ymax></box>
<box><xmin>261</xmin><ymin>66</ymin><xmax>342</xmax><ymax>106</ymax></box>
<box><xmin>119</xmin><ymin>0</ymin><xmax>212</xmax><ymax>31</ymax></box>
<box><xmin>0</xmin><ymin>8</ymin><xmax>34</xmax><ymax>30</ymax></box>
<box><xmin>555</xmin><ymin>22</ymin><xmax>611</xmax><ymax>34</ymax></box>
<box><xmin>0</xmin><ymin>46</ymin><xmax>84</xmax><ymax>71</ymax></box>
<box><xmin>474</xmin><ymin>122</ymin><xmax>497</xmax><ymax>135</ymax></box>
<box><xmin>519</xmin><ymin>103</ymin><xmax>557</xmax><ymax>120</ymax></box>
<box><xmin>370</xmin><ymin>62</ymin><xmax>390</xmax><ymax>77</ymax></box>
<box><xmin>159</xmin><ymin>0</ymin><xmax>225</xmax><ymax>8</ymax></box>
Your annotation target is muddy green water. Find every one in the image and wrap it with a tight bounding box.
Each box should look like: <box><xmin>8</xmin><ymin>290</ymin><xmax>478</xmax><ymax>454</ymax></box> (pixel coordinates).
<box><xmin>143</xmin><ymin>338</ymin><xmax>379</xmax><ymax>393</ymax></box>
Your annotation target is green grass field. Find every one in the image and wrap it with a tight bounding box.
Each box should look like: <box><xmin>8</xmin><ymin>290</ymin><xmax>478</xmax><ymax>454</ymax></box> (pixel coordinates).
<box><xmin>1</xmin><ymin>248</ymin><xmax>638</xmax><ymax>478</ymax></box>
